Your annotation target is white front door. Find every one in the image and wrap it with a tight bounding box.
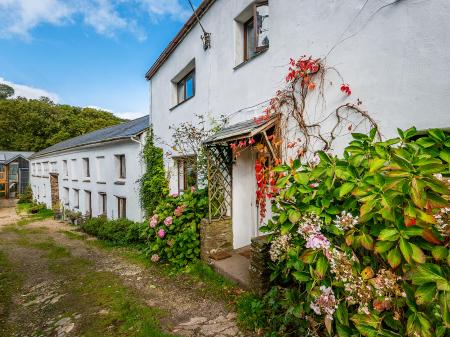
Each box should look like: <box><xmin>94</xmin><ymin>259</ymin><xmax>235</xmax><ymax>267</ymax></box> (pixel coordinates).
<box><xmin>232</xmin><ymin>148</ymin><xmax>258</xmax><ymax>249</ymax></box>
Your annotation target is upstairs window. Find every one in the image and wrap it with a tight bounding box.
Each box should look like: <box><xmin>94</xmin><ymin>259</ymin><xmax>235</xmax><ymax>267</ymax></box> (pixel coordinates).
<box><xmin>82</xmin><ymin>158</ymin><xmax>90</xmax><ymax>178</ymax></box>
<box><xmin>63</xmin><ymin>160</ymin><xmax>68</xmax><ymax>177</ymax></box>
<box><xmin>177</xmin><ymin>70</ymin><xmax>195</xmax><ymax>104</ymax></box>
<box><xmin>115</xmin><ymin>155</ymin><xmax>126</xmax><ymax>179</ymax></box>
<box><xmin>237</xmin><ymin>1</ymin><xmax>270</xmax><ymax>64</ymax></box>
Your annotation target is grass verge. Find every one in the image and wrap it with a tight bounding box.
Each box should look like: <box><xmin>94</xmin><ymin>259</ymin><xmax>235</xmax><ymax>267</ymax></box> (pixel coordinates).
<box><xmin>0</xmin><ymin>250</ymin><xmax>23</xmax><ymax>335</ymax></box>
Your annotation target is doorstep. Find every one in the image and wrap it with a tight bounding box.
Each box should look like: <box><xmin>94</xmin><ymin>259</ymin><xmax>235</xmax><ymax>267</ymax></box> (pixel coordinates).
<box><xmin>210</xmin><ymin>246</ymin><xmax>251</xmax><ymax>289</ymax></box>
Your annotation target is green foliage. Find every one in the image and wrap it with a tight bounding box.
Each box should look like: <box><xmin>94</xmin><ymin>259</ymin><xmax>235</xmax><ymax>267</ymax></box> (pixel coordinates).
<box><xmin>140</xmin><ymin>129</ymin><xmax>168</xmax><ymax>216</ymax></box>
<box><xmin>0</xmin><ymin>97</ymin><xmax>123</xmax><ymax>151</ymax></box>
<box><xmin>143</xmin><ymin>189</ymin><xmax>208</xmax><ymax>268</ymax></box>
<box><xmin>17</xmin><ymin>185</ymin><xmax>32</xmax><ymax>204</ymax></box>
<box><xmin>81</xmin><ymin>217</ymin><xmax>148</xmax><ymax>246</ymax></box>
<box><xmin>250</xmin><ymin>128</ymin><xmax>450</xmax><ymax>336</ymax></box>
<box><xmin>0</xmin><ymin>84</ymin><xmax>14</xmax><ymax>99</ymax></box>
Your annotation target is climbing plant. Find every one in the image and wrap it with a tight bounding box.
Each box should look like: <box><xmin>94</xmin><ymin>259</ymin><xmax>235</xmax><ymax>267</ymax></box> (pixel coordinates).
<box><xmin>140</xmin><ymin>128</ymin><xmax>168</xmax><ymax>216</ymax></box>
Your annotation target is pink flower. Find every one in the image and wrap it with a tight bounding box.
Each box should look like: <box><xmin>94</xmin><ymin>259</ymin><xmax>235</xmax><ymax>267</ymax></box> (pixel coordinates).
<box><xmin>306</xmin><ymin>233</ymin><xmax>331</xmax><ymax>250</ymax></box>
<box><xmin>191</xmin><ymin>186</ymin><xmax>196</xmax><ymax>193</ymax></box>
<box><xmin>164</xmin><ymin>216</ymin><xmax>173</xmax><ymax>226</ymax></box>
<box><xmin>171</xmin><ymin>193</ymin><xmax>178</xmax><ymax>198</ymax></box>
<box><xmin>149</xmin><ymin>215</ymin><xmax>158</xmax><ymax>228</ymax></box>
<box><xmin>157</xmin><ymin>229</ymin><xmax>166</xmax><ymax>238</ymax></box>
<box><xmin>151</xmin><ymin>254</ymin><xmax>160</xmax><ymax>263</ymax></box>
<box><xmin>309</xmin><ymin>182</ymin><xmax>319</xmax><ymax>188</ymax></box>
<box><xmin>174</xmin><ymin>205</ymin><xmax>185</xmax><ymax>217</ymax></box>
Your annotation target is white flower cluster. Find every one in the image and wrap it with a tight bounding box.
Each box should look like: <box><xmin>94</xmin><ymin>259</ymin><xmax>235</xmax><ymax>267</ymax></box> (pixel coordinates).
<box><xmin>297</xmin><ymin>214</ymin><xmax>331</xmax><ymax>251</ymax></box>
<box><xmin>269</xmin><ymin>233</ymin><xmax>292</xmax><ymax>262</ymax></box>
<box><xmin>333</xmin><ymin>211</ymin><xmax>359</xmax><ymax>231</ymax></box>
<box><xmin>310</xmin><ymin>286</ymin><xmax>337</xmax><ymax>320</ymax></box>
<box><xmin>434</xmin><ymin>207</ymin><xmax>450</xmax><ymax>237</ymax></box>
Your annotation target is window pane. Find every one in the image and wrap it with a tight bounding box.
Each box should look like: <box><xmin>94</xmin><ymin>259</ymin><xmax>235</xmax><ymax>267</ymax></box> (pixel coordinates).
<box><xmin>245</xmin><ymin>19</ymin><xmax>256</xmax><ymax>60</ymax></box>
<box><xmin>256</xmin><ymin>4</ymin><xmax>269</xmax><ymax>48</ymax></box>
<box><xmin>177</xmin><ymin>82</ymin><xmax>185</xmax><ymax>103</ymax></box>
<box><xmin>185</xmin><ymin>76</ymin><xmax>194</xmax><ymax>99</ymax></box>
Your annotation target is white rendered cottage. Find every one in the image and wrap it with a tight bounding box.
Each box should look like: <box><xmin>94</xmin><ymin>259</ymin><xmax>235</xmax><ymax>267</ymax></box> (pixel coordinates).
<box><xmin>146</xmin><ymin>0</ymin><xmax>450</xmax><ymax>252</ymax></box>
<box><xmin>30</xmin><ymin>116</ymin><xmax>149</xmax><ymax>222</ymax></box>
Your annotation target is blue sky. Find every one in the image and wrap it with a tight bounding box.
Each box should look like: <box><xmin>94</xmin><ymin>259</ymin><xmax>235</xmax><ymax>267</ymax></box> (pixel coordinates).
<box><xmin>0</xmin><ymin>0</ymin><xmax>201</xmax><ymax>119</ymax></box>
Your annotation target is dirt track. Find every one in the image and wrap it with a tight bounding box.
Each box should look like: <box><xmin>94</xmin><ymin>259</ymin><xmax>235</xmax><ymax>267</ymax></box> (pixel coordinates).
<box><xmin>0</xmin><ymin>204</ymin><xmax>244</xmax><ymax>337</ymax></box>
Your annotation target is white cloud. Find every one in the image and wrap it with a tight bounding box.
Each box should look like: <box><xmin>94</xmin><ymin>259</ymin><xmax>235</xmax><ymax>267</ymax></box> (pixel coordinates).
<box><xmin>86</xmin><ymin>105</ymin><xmax>146</xmax><ymax>120</ymax></box>
<box><xmin>0</xmin><ymin>77</ymin><xmax>59</xmax><ymax>101</ymax></box>
<box><xmin>0</xmin><ymin>0</ymin><xmax>191</xmax><ymax>40</ymax></box>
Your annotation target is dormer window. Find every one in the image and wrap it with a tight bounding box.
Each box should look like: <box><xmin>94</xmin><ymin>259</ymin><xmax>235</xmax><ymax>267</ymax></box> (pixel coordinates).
<box><xmin>177</xmin><ymin>69</ymin><xmax>195</xmax><ymax>104</ymax></box>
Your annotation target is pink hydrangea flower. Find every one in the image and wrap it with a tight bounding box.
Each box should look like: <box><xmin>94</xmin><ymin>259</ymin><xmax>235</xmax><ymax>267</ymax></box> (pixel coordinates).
<box><xmin>157</xmin><ymin>229</ymin><xmax>166</xmax><ymax>238</ymax></box>
<box><xmin>149</xmin><ymin>215</ymin><xmax>158</xmax><ymax>228</ymax></box>
<box><xmin>151</xmin><ymin>254</ymin><xmax>160</xmax><ymax>263</ymax></box>
<box><xmin>174</xmin><ymin>205</ymin><xmax>185</xmax><ymax>217</ymax></box>
<box><xmin>191</xmin><ymin>186</ymin><xmax>196</xmax><ymax>193</ymax></box>
<box><xmin>306</xmin><ymin>233</ymin><xmax>331</xmax><ymax>250</ymax></box>
<box><xmin>171</xmin><ymin>193</ymin><xmax>178</xmax><ymax>198</ymax></box>
<box><xmin>164</xmin><ymin>216</ymin><xmax>173</xmax><ymax>226</ymax></box>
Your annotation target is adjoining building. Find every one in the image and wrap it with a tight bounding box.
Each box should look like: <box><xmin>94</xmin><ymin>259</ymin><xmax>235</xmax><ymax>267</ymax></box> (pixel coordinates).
<box><xmin>0</xmin><ymin>151</ymin><xmax>34</xmax><ymax>199</ymax></box>
<box><xmin>145</xmin><ymin>0</ymin><xmax>450</xmax><ymax>256</ymax></box>
<box><xmin>29</xmin><ymin>116</ymin><xmax>149</xmax><ymax>222</ymax></box>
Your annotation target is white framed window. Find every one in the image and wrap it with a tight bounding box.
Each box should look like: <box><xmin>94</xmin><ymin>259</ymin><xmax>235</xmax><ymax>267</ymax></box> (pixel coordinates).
<box><xmin>71</xmin><ymin>159</ymin><xmax>77</xmax><ymax>180</ymax></box>
<box><xmin>96</xmin><ymin>156</ymin><xmax>105</xmax><ymax>182</ymax></box>
<box><xmin>73</xmin><ymin>189</ymin><xmax>79</xmax><ymax>208</ymax></box>
<box><xmin>63</xmin><ymin>160</ymin><xmax>68</xmax><ymax>177</ymax></box>
<box><xmin>82</xmin><ymin>158</ymin><xmax>90</xmax><ymax>178</ymax></box>
<box><xmin>63</xmin><ymin>187</ymin><xmax>69</xmax><ymax>205</ymax></box>
<box><xmin>115</xmin><ymin>155</ymin><xmax>126</xmax><ymax>179</ymax></box>
<box><xmin>99</xmin><ymin>192</ymin><xmax>107</xmax><ymax>216</ymax></box>
<box><xmin>175</xmin><ymin>156</ymin><xmax>198</xmax><ymax>193</ymax></box>
<box><xmin>50</xmin><ymin>161</ymin><xmax>57</xmax><ymax>174</ymax></box>
<box><xmin>43</xmin><ymin>162</ymin><xmax>49</xmax><ymax>176</ymax></box>
<box><xmin>84</xmin><ymin>190</ymin><xmax>92</xmax><ymax>216</ymax></box>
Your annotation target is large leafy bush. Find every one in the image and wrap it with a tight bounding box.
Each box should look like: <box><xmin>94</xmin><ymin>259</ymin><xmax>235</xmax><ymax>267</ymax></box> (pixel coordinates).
<box><xmin>254</xmin><ymin>128</ymin><xmax>450</xmax><ymax>337</ymax></box>
<box><xmin>143</xmin><ymin>189</ymin><xmax>208</xmax><ymax>268</ymax></box>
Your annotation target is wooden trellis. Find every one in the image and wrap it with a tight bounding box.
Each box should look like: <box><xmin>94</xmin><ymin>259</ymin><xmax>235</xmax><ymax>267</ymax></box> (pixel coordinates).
<box><xmin>206</xmin><ymin>145</ymin><xmax>232</xmax><ymax>221</ymax></box>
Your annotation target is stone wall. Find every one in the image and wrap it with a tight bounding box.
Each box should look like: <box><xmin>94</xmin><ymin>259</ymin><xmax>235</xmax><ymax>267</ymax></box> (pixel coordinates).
<box><xmin>249</xmin><ymin>235</ymin><xmax>271</xmax><ymax>296</ymax></box>
<box><xmin>200</xmin><ymin>218</ymin><xmax>233</xmax><ymax>261</ymax></box>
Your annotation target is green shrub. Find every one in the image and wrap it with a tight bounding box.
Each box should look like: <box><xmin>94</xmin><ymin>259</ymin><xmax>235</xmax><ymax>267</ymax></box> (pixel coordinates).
<box><xmin>248</xmin><ymin>128</ymin><xmax>450</xmax><ymax>337</ymax></box>
<box><xmin>81</xmin><ymin>217</ymin><xmax>147</xmax><ymax>246</ymax></box>
<box><xmin>17</xmin><ymin>185</ymin><xmax>32</xmax><ymax>204</ymax></box>
<box><xmin>143</xmin><ymin>188</ymin><xmax>208</xmax><ymax>268</ymax></box>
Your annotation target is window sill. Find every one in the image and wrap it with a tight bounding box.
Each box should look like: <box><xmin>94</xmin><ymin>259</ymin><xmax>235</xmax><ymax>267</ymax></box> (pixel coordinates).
<box><xmin>114</xmin><ymin>181</ymin><xmax>126</xmax><ymax>185</ymax></box>
<box><xmin>63</xmin><ymin>178</ymin><xmax>68</xmax><ymax>181</ymax></box>
<box><xmin>72</xmin><ymin>179</ymin><xmax>78</xmax><ymax>182</ymax></box>
<box><xmin>234</xmin><ymin>47</ymin><xmax>268</xmax><ymax>71</ymax></box>
<box><xmin>97</xmin><ymin>181</ymin><xmax>107</xmax><ymax>185</ymax></box>
<box><xmin>42</xmin><ymin>175</ymin><xmax>49</xmax><ymax>178</ymax></box>
<box><xmin>169</xmin><ymin>95</ymin><xmax>195</xmax><ymax>111</ymax></box>
<box><xmin>82</xmin><ymin>179</ymin><xmax>91</xmax><ymax>183</ymax></box>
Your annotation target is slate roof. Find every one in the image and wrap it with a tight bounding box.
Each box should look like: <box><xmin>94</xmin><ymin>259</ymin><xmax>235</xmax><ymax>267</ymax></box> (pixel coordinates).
<box><xmin>30</xmin><ymin>115</ymin><xmax>150</xmax><ymax>159</ymax></box>
<box><xmin>0</xmin><ymin>151</ymin><xmax>34</xmax><ymax>164</ymax></box>
<box><xmin>204</xmin><ymin>114</ymin><xmax>278</xmax><ymax>145</ymax></box>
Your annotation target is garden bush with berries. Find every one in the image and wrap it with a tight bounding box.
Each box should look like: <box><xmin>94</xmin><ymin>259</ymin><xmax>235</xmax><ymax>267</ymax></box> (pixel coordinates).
<box><xmin>247</xmin><ymin>127</ymin><xmax>450</xmax><ymax>337</ymax></box>
<box><xmin>143</xmin><ymin>188</ymin><xmax>208</xmax><ymax>268</ymax></box>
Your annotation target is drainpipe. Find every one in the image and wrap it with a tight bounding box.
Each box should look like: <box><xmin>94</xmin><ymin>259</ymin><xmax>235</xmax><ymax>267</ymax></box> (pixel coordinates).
<box><xmin>130</xmin><ymin>134</ymin><xmax>145</xmax><ymax>221</ymax></box>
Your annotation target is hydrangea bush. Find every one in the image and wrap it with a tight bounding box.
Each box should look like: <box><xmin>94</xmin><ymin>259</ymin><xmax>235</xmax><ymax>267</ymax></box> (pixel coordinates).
<box><xmin>142</xmin><ymin>188</ymin><xmax>208</xmax><ymax>268</ymax></box>
<box><xmin>256</xmin><ymin>128</ymin><xmax>450</xmax><ymax>337</ymax></box>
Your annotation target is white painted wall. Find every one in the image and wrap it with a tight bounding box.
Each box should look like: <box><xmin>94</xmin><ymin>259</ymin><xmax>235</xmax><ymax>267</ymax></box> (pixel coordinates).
<box><xmin>149</xmin><ymin>0</ymin><xmax>450</xmax><ymax>248</ymax></box>
<box><xmin>30</xmin><ymin>136</ymin><xmax>146</xmax><ymax>222</ymax></box>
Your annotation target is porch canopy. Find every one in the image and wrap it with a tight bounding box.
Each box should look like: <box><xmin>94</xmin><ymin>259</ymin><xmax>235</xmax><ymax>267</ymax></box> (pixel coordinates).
<box><xmin>203</xmin><ymin>115</ymin><xmax>278</xmax><ymax>221</ymax></box>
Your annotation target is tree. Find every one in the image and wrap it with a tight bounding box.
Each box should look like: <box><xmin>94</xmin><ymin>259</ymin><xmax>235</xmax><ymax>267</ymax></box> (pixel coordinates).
<box><xmin>0</xmin><ymin>84</ymin><xmax>14</xmax><ymax>99</ymax></box>
<box><xmin>0</xmin><ymin>97</ymin><xmax>123</xmax><ymax>151</ymax></box>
